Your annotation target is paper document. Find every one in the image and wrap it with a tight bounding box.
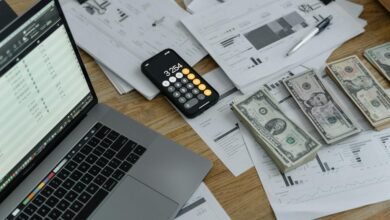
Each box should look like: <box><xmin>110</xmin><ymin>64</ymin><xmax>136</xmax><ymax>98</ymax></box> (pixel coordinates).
<box><xmin>176</xmin><ymin>183</ymin><xmax>230</xmax><ymax>220</ymax></box>
<box><xmin>184</xmin><ymin>68</ymin><xmax>253</xmax><ymax>176</ymax></box>
<box><xmin>98</xmin><ymin>63</ymin><xmax>134</xmax><ymax>95</ymax></box>
<box><xmin>59</xmin><ymin>0</ymin><xmax>207</xmax><ymax>100</ymax></box>
<box><xmin>182</xmin><ymin>0</ymin><xmax>364</xmax><ymax>91</ymax></box>
<box><xmin>241</xmin><ymin>69</ymin><xmax>390</xmax><ymax>219</ymax></box>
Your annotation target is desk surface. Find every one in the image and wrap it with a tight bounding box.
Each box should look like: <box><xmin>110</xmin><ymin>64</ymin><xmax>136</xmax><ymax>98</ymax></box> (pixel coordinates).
<box><xmin>6</xmin><ymin>0</ymin><xmax>390</xmax><ymax>219</ymax></box>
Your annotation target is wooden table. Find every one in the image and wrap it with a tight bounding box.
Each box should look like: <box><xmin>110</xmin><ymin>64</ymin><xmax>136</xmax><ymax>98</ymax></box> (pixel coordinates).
<box><xmin>6</xmin><ymin>0</ymin><xmax>390</xmax><ymax>219</ymax></box>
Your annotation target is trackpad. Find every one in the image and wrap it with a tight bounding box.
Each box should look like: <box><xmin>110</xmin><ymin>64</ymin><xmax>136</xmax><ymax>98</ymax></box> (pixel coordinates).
<box><xmin>91</xmin><ymin>176</ymin><xmax>178</xmax><ymax>220</ymax></box>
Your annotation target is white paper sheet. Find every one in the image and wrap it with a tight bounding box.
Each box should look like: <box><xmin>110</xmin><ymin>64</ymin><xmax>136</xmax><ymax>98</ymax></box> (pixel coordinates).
<box><xmin>97</xmin><ymin>62</ymin><xmax>134</xmax><ymax>95</ymax></box>
<box><xmin>182</xmin><ymin>0</ymin><xmax>364</xmax><ymax>91</ymax></box>
<box><xmin>184</xmin><ymin>68</ymin><xmax>254</xmax><ymax>176</ymax></box>
<box><xmin>241</xmin><ymin>66</ymin><xmax>390</xmax><ymax>219</ymax></box>
<box><xmin>176</xmin><ymin>183</ymin><xmax>230</xmax><ymax>220</ymax></box>
<box><xmin>59</xmin><ymin>0</ymin><xmax>207</xmax><ymax>100</ymax></box>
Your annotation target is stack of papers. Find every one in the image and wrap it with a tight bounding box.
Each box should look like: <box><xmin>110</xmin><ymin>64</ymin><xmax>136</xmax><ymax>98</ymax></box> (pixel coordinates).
<box><xmin>181</xmin><ymin>0</ymin><xmax>366</xmax><ymax>94</ymax></box>
<box><xmin>59</xmin><ymin>0</ymin><xmax>207</xmax><ymax>99</ymax></box>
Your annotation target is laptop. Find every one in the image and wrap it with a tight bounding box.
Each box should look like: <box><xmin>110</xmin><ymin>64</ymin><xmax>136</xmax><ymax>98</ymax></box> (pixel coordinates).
<box><xmin>0</xmin><ymin>0</ymin><xmax>212</xmax><ymax>219</ymax></box>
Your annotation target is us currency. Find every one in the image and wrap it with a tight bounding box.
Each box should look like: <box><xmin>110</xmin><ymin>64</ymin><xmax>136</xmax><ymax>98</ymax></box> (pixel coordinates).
<box><xmin>326</xmin><ymin>55</ymin><xmax>390</xmax><ymax>129</ymax></box>
<box><xmin>283</xmin><ymin>70</ymin><xmax>361</xmax><ymax>144</ymax></box>
<box><xmin>364</xmin><ymin>42</ymin><xmax>390</xmax><ymax>81</ymax></box>
<box><xmin>231</xmin><ymin>89</ymin><xmax>322</xmax><ymax>172</ymax></box>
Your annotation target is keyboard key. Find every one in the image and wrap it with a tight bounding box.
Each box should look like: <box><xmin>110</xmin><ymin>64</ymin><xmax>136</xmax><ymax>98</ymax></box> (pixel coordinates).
<box><xmin>78</xmin><ymin>192</ymin><xmax>92</xmax><ymax>203</ymax></box>
<box><xmin>93</xmin><ymin>146</ymin><xmax>105</xmax><ymax>156</ymax></box>
<box><xmin>96</xmin><ymin>157</ymin><xmax>109</xmax><ymax>168</ymax></box>
<box><xmin>32</xmin><ymin>195</ymin><xmax>46</xmax><ymax>206</ymax></box>
<box><xmin>16</xmin><ymin>213</ymin><xmax>29</xmax><ymax>220</ymax></box>
<box><xmin>108</xmin><ymin>158</ymin><xmax>121</xmax><ymax>169</ymax></box>
<box><xmin>134</xmin><ymin>146</ymin><xmax>147</xmax><ymax>156</ymax></box>
<box><xmin>103</xmin><ymin>178</ymin><xmax>118</xmax><ymax>191</ymax></box>
<box><xmin>70</xmin><ymin>170</ymin><xmax>83</xmax><ymax>181</ymax></box>
<box><xmin>65</xmin><ymin>190</ymin><xmax>78</xmax><ymax>202</ymax></box>
<box><xmin>30</xmin><ymin>214</ymin><xmax>43</xmax><ymax>220</ymax></box>
<box><xmin>63</xmin><ymin>179</ymin><xmax>76</xmax><ymax>190</ymax></box>
<box><xmin>62</xmin><ymin>210</ymin><xmax>76</xmax><ymax>220</ymax></box>
<box><xmin>116</xmin><ymin>142</ymin><xmax>135</xmax><ymax>160</ymax></box>
<box><xmin>48</xmin><ymin>208</ymin><xmax>62</xmax><ymax>219</ymax></box>
<box><xmin>107</xmin><ymin>130</ymin><xmax>119</xmax><ymax>141</ymax></box>
<box><xmin>95</xmin><ymin>126</ymin><xmax>110</xmax><ymax>139</ymax></box>
<box><xmin>24</xmin><ymin>203</ymin><xmax>38</xmax><ymax>215</ymax></box>
<box><xmin>127</xmin><ymin>154</ymin><xmax>139</xmax><ymax>164</ymax></box>
<box><xmin>111</xmin><ymin>136</ymin><xmax>128</xmax><ymax>151</ymax></box>
<box><xmin>86</xmin><ymin>183</ymin><xmax>99</xmax><ymax>195</ymax></box>
<box><xmin>87</xmin><ymin>137</ymin><xmax>100</xmax><ymax>147</ymax></box>
<box><xmin>86</xmin><ymin>154</ymin><xmax>98</xmax><ymax>164</ymax></box>
<box><xmin>70</xmin><ymin>200</ymin><xmax>83</xmax><ymax>213</ymax></box>
<box><xmin>88</xmin><ymin>165</ymin><xmax>101</xmax><ymax>176</ymax></box>
<box><xmin>73</xmin><ymin>182</ymin><xmax>86</xmax><ymax>193</ymax></box>
<box><xmin>75</xmin><ymin>189</ymin><xmax>108</xmax><ymax>219</ymax></box>
<box><xmin>46</xmin><ymin>196</ymin><xmax>60</xmax><ymax>207</ymax></box>
<box><xmin>101</xmin><ymin>166</ymin><xmax>114</xmax><ymax>178</ymax></box>
<box><xmin>37</xmin><ymin>204</ymin><xmax>50</xmax><ymax>217</ymax></box>
<box><xmin>57</xmin><ymin>169</ymin><xmax>70</xmax><ymax>180</ymax></box>
<box><xmin>112</xmin><ymin>170</ymin><xmax>125</xmax><ymax>181</ymax></box>
<box><xmin>119</xmin><ymin>161</ymin><xmax>132</xmax><ymax>172</ymax></box>
<box><xmin>64</xmin><ymin>161</ymin><xmax>78</xmax><ymax>172</ymax></box>
<box><xmin>41</xmin><ymin>186</ymin><xmax>55</xmax><ymax>197</ymax></box>
<box><xmin>54</xmin><ymin>187</ymin><xmax>67</xmax><ymax>198</ymax></box>
<box><xmin>78</xmin><ymin>162</ymin><xmax>91</xmax><ymax>173</ymax></box>
<box><xmin>57</xmin><ymin>199</ymin><xmax>71</xmax><ymax>211</ymax></box>
<box><xmin>49</xmin><ymin>177</ymin><xmax>62</xmax><ymax>188</ymax></box>
<box><xmin>73</xmin><ymin>153</ymin><xmax>86</xmax><ymax>163</ymax></box>
<box><xmin>100</xmin><ymin>139</ymin><xmax>112</xmax><ymax>148</ymax></box>
<box><xmin>93</xmin><ymin>174</ymin><xmax>107</xmax><ymax>185</ymax></box>
<box><xmin>103</xmin><ymin>149</ymin><xmax>115</xmax><ymax>160</ymax></box>
<box><xmin>80</xmin><ymin>145</ymin><xmax>93</xmax><ymax>155</ymax></box>
<box><xmin>81</xmin><ymin>173</ymin><xmax>94</xmax><ymax>185</ymax></box>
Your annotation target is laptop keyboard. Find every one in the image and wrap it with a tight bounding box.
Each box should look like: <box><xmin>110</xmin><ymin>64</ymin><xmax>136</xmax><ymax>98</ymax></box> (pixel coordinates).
<box><xmin>7</xmin><ymin>123</ymin><xmax>147</xmax><ymax>220</ymax></box>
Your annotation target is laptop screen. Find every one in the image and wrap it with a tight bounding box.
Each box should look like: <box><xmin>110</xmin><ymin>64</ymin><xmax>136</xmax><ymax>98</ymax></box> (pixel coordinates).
<box><xmin>0</xmin><ymin>1</ymin><xmax>94</xmax><ymax>195</ymax></box>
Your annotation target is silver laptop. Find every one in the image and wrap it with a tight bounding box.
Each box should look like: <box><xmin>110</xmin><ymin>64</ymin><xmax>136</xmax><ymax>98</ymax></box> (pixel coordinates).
<box><xmin>0</xmin><ymin>0</ymin><xmax>212</xmax><ymax>219</ymax></box>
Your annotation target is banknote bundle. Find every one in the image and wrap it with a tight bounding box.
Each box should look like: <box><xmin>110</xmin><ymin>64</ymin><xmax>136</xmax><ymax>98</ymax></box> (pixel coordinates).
<box><xmin>231</xmin><ymin>89</ymin><xmax>322</xmax><ymax>172</ymax></box>
<box><xmin>364</xmin><ymin>42</ymin><xmax>390</xmax><ymax>81</ymax></box>
<box><xmin>326</xmin><ymin>55</ymin><xmax>390</xmax><ymax>130</ymax></box>
<box><xmin>283</xmin><ymin>70</ymin><xmax>361</xmax><ymax>144</ymax></box>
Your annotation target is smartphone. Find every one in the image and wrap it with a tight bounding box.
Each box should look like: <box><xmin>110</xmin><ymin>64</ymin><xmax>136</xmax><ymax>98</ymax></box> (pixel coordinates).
<box><xmin>141</xmin><ymin>49</ymin><xmax>219</xmax><ymax>118</ymax></box>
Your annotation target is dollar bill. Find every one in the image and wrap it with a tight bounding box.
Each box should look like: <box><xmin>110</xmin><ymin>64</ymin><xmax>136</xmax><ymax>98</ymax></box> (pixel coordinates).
<box><xmin>231</xmin><ymin>89</ymin><xmax>321</xmax><ymax>172</ymax></box>
<box><xmin>283</xmin><ymin>70</ymin><xmax>361</xmax><ymax>144</ymax></box>
<box><xmin>326</xmin><ymin>55</ymin><xmax>390</xmax><ymax>129</ymax></box>
<box><xmin>364</xmin><ymin>42</ymin><xmax>390</xmax><ymax>81</ymax></box>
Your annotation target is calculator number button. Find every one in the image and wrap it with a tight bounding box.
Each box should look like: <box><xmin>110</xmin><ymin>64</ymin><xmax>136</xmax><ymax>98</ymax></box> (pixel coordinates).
<box><xmin>184</xmin><ymin>98</ymin><xmax>199</xmax><ymax>109</ymax></box>
<box><xmin>178</xmin><ymin>97</ymin><xmax>186</xmax><ymax>104</ymax></box>
<box><xmin>186</xmin><ymin>83</ymin><xmax>194</xmax><ymax>89</ymax></box>
<box><xmin>192</xmin><ymin>88</ymin><xmax>200</xmax><ymax>95</ymax></box>
<box><xmin>179</xmin><ymin>87</ymin><xmax>187</xmax><ymax>93</ymax></box>
<box><xmin>181</xmin><ymin>78</ymin><xmax>189</xmax><ymax>84</ymax></box>
<box><xmin>167</xmin><ymin>86</ymin><xmax>175</xmax><ymax>93</ymax></box>
<box><xmin>174</xmin><ymin>82</ymin><xmax>182</xmax><ymax>88</ymax></box>
<box><xmin>197</xmin><ymin>94</ymin><xmax>205</xmax><ymax>100</ymax></box>
<box><xmin>173</xmin><ymin>92</ymin><xmax>181</xmax><ymax>98</ymax></box>
<box><xmin>185</xmin><ymin>93</ymin><xmax>193</xmax><ymax>99</ymax></box>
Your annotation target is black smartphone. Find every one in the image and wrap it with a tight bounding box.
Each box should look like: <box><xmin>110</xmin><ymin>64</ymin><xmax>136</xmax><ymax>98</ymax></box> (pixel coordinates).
<box><xmin>141</xmin><ymin>49</ymin><xmax>219</xmax><ymax>118</ymax></box>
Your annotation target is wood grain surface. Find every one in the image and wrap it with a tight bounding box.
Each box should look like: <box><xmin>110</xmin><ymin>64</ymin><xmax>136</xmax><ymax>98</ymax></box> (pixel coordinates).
<box><xmin>5</xmin><ymin>0</ymin><xmax>390</xmax><ymax>219</ymax></box>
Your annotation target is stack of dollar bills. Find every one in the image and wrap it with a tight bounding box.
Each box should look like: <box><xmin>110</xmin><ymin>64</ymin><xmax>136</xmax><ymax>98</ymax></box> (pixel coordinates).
<box><xmin>326</xmin><ymin>54</ymin><xmax>390</xmax><ymax>130</ymax></box>
<box><xmin>231</xmin><ymin>89</ymin><xmax>322</xmax><ymax>172</ymax></box>
<box><xmin>364</xmin><ymin>42</ymin><xmax>390</xmax><ymax>82</ymax></box>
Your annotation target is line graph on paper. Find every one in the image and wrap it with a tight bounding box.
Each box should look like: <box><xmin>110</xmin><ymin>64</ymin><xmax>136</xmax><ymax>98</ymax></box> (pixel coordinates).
<box><xmin>260</xmin><ymin>130</ymin><xmax>390</xmax><ymax>205</ymax></box>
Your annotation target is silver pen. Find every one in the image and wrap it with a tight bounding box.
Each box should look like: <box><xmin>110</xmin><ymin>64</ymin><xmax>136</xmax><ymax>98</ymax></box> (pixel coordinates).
<box><xmin>286</xmin><ymin>15</ymin><xmax>333</xmax><ymax>56</ymax></box>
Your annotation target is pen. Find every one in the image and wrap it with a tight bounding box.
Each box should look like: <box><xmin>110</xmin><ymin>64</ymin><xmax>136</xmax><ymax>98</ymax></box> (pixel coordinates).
<box><xmin>286</xmin><ymin>15</ymin><xmax>333</xmax><ymax>56</ymax></box>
